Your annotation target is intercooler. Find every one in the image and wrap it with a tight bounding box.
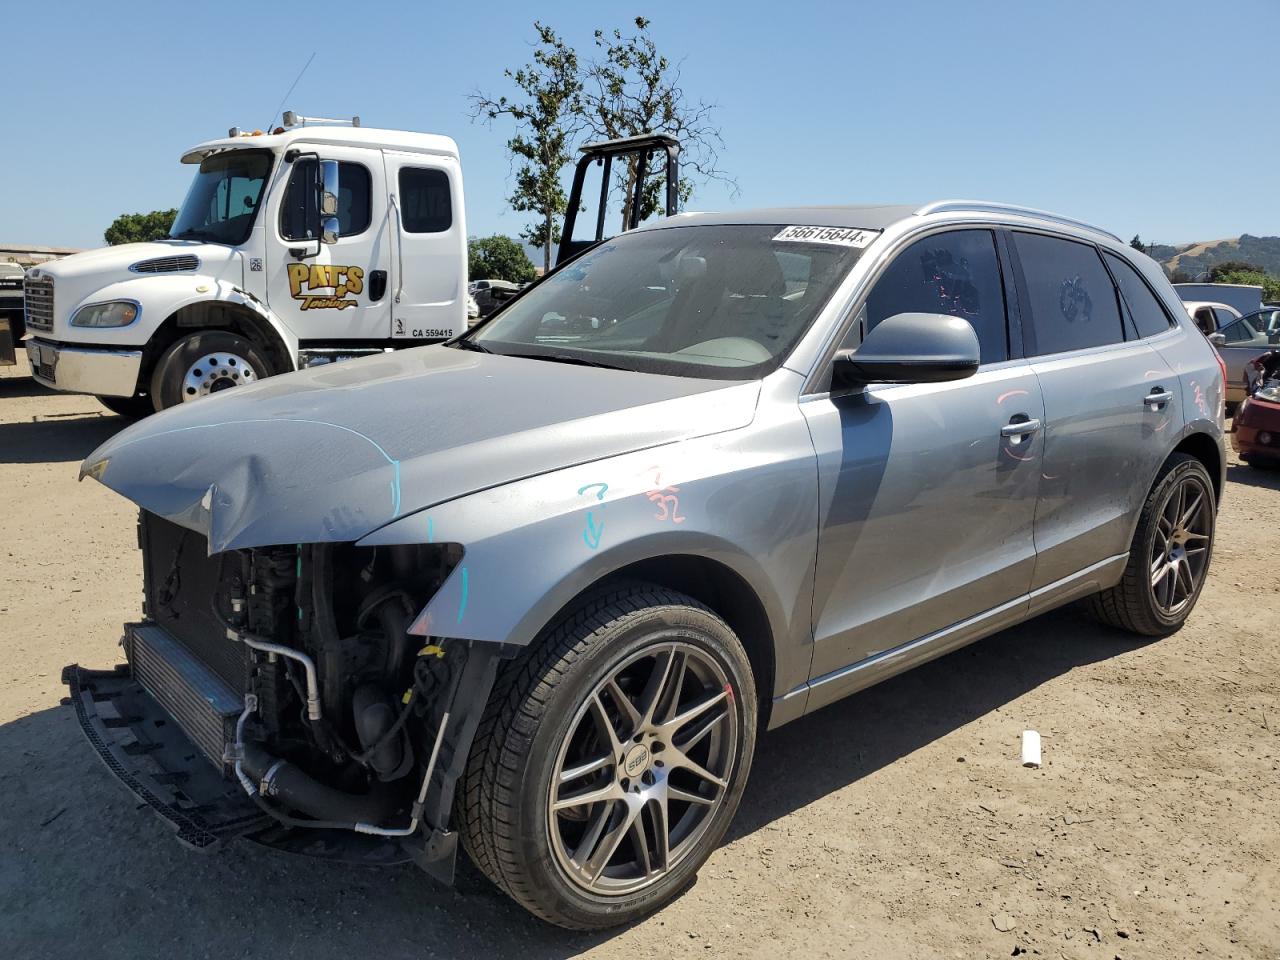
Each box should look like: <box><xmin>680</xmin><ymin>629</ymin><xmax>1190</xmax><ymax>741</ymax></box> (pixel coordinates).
<box><xmin>124</xmin><ymin>623</ymin><xmax>241</xmax><ymax>769</ymax></box>
<box><xmin>128</xmin><ymin>512</ymin><xmax>252</xmax><ymax>770</ymax></box>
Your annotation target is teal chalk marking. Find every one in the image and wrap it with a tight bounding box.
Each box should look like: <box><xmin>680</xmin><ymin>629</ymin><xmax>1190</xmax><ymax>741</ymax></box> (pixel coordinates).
<box><xmin>427</xmin><ymin>516</ymin><xmax>434</xmax><ymax>543</ymax></box>
<box><xmin>456</xmin><ymin>567</ymin><xmax>469</xmax><ymax>623</ymax></box>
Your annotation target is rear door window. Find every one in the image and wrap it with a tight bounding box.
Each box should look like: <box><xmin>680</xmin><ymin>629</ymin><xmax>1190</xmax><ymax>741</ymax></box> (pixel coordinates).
<box><xmin>1103</xmin><ymin>252</ymin><xmax>1175</xmax><ymax>338</ymax></box>
<box><xmin>864</xmin><ymin>229</ymin><xmax>1009</xmax><ymax>363</ymax></box>
<box><xmin>1013</xmin><ymin>233</ymin><xmax>1124</xmax><ymax>356</ymax></box>
<box><xmin>399</xmin><ymin>168</ymin><xmax>452</xmax><ymax>233</ymax></box>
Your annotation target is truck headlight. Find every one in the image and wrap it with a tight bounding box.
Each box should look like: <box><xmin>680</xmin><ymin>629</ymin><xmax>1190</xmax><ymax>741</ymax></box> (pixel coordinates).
<box><xmin>71</xmin><ymin>301</ymin><xmax>140</xmax><ymax>328</ymax></box>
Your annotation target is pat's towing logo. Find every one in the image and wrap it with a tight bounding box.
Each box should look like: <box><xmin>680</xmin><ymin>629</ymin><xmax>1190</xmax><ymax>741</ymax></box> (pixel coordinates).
<box><xmin>287</xmin><ymin>263</ymin><xmax>365</xmax><ymax>310</ymax></box>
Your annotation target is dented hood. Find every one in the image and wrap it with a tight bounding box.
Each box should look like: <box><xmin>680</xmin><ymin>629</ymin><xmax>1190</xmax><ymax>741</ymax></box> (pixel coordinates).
<box><xmin>82</xmin><ymin>346</ymin><xmax>760</xmax><ymax>553</ymax></box>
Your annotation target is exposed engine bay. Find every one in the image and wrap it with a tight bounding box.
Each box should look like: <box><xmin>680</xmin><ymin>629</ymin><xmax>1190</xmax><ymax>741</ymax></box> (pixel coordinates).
<box><xmin>64</xmin><ymin>511</ymin><xmax>506</xmax><ymax>877</ymax></box>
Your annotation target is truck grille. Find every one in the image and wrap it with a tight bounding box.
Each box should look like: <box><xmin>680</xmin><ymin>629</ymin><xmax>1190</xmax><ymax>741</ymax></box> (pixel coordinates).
<box><xmin>125</xmin><ymin>622</ymin><xmax>242</xmax><ymax>770</ymax></box>
<box><xmin>24</xmin><ymin>276</ymin><xmax>53</xmax><ymax>331</ymax></box>
<box><xmin>130</xmin><ymin>255</ymin><xmax>200</xmax><ymax>274</ymax></box>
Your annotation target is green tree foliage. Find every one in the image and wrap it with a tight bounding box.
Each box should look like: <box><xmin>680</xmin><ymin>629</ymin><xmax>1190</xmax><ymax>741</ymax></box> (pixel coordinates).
<box><xmin>580</xmin><ymin>17</ymin><xmax>735</xmax><ymax>228</ymax></box>
<box><xmin>1207</xmin><ymin>260</ymin><xmax>1265</xmax><ymax>282</ymax></box>
<box><xmin>471</xmin><ymin>22</ymin><xmax>583</xmax><ymax>273</ymax></box>
<box><xmin>468</xmin><ymin>235</ymin><xmax>537</xmax><ymax>284</ymax></box>
<box><xmin>104</xmin><ymin>209</ymin><xmax>178</xmax><ymax>245</ymax></box>
<box><xmin>1130</xmin><ymin>235</ymin><xmax>1146</xmax><ymax>253</ymax></box>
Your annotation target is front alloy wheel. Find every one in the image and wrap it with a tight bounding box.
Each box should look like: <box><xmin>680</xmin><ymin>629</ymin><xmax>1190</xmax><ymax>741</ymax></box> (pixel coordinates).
<box><xmin>548</xmin><ymin>642</ymin><xmax>739</xmax><ymax>896</ymax></box>
<box><xmin>458</xmin><ymin>584</ymin><xmax>757</xmax><ymax>929</ymax></box>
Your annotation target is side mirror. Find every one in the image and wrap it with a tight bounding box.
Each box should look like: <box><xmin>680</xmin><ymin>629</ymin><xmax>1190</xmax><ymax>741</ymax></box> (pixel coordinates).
<box><xmin>1207</xmin><ymin>332</ymin><xmax>1226</xmax><ymax>346</ymax></box>
<box><xmin>318</xmin><ymin>159</ymin><xmax>340</xmax><ymax>245</ymax></box>
<box><xmin>832</xmin><ymin>312</ymin><xmax>981</xmax><ymax>391</ymax></box>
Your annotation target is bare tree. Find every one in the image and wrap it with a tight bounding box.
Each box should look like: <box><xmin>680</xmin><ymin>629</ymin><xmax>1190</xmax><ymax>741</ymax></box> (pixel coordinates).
<box><xmin>471</xmin><ymin>23</ymin><xmax>583</xmax><ymax>272</ymax></box>
<box><xmin>581</xmin><ymin>17</ymin><xmax>737</xmax><ymax>229</ymax></box>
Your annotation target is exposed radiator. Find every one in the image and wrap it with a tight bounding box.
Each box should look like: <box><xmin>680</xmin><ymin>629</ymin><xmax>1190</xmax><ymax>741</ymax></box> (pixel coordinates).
<box><xmin>125</xmin><ymin>622</ymin><xmax>242</xmax><ymax>771</ymax></box>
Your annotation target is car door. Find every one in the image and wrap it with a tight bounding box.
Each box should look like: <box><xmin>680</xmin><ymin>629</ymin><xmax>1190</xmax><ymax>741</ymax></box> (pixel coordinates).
<box><xmin>801</xmin><ymin>228</ymin><xmax>1043</xmax><ymax>701</ymax></box>
<box><xmin>1217</xmin><ymin>310</ymin><xmax>1280</xmax><ymax>398</ymax></box>
<box><xmin>265</xmin><ymin>147</ymin><xmax>392</xmax><ymax>343</ymax></box>
<box><xmin>1007</xmin><ymin>231</ymin><xmax>1175</xmax><ymax>590</ymax></box>
<box><xmin>383</xmin><ymin>150</ymin><xmax>467</xmax><ymax>341</ymax></box>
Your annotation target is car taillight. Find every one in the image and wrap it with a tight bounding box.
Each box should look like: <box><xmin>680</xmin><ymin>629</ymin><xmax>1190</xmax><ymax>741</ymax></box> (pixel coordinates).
<box><xmin>1214</xmin><ymin>351</ymin><xmax>1228</xmax><ymax>398</ymax></box>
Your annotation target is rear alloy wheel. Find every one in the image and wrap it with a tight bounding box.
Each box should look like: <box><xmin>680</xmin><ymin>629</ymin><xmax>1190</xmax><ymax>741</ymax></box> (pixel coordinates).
<box><xmin>457</xmin><ymin>583</ymin><xmax>756</xmax><ymax>929</ymax></box>
<box><xmin>149</xmin><ymin>331</ymin><xmax>271</xmax><ymax>411</ymax></box>
<box><xmin>1086</xmin><ymin>453</ymin><xmax>1216</xmax><ymax>635</ymax></box>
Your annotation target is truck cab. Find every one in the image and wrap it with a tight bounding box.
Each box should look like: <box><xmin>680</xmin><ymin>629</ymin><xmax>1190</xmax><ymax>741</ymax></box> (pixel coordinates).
<box><xmin>24</xmin><ymin>114</ymin><xmax>468</xmax><ymax>414</ymax></box>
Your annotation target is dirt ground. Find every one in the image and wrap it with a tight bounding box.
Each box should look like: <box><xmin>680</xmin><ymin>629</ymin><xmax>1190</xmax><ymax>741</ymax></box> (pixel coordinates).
<box><xmin>1</xmin><ymin>355</ymin><xmax>1277</xmax><ymax>960</ymax></box>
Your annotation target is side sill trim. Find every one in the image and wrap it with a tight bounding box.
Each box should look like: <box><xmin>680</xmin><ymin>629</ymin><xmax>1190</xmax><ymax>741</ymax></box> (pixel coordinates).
<box><xmin>775</xmin><ymin>553</ymin><xmax>1129</xmax><ymax>720</ymax></box>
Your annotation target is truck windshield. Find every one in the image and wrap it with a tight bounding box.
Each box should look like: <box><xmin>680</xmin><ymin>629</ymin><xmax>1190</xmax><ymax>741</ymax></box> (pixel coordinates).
<box><xmin>170</xmin><ymin>149</ymin><xmax>273</xmax><ymax>246</ymax></box>
<box><xmin>465</xmin><ymin>224</ymin><xmax>870</xmax><ymax>380</ymax></box>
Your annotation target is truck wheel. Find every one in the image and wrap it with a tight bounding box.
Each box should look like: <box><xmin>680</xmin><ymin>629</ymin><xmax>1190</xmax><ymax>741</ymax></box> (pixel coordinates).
<box><xmin>149</xmin><ymin>331</ymin><xmax>272</xmax><ymax>411</ymax></box>
<box><xmin>97</xmin><ymin>394</ymin><xmax>154</xmax><ymax>419</ymax></box>
<box><xmin>457</xmin><ymin>583</ymin><xmax>757</xmax><ymax>929</ymax></box>
<box><xmin>1085</xmin><ymin>453</ymin><xmax>1216</xmax><ymax>636</ymax></box>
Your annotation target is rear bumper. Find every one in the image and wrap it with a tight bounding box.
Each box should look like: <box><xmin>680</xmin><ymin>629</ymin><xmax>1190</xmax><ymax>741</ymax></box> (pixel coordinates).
<box><xmin>26</xmin><ymin>337</ymin><xmax>142</xmax><ymax>397</ymax></box>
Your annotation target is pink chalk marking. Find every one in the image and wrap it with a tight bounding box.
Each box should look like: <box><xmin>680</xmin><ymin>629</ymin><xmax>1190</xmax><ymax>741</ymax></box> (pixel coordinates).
<box><xmin>996</xmin><ymin>389</ymin><xmax>1030</xmax><ymax>405</ymax></box>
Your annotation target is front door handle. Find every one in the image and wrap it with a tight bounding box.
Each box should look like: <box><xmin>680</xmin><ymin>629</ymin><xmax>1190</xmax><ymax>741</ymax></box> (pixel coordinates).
<box><xmin>1144</xmin><ymin>387</ymin><xmax>1173</xmax><ymax>407</ymax></box>
<box><xmin>1001</xmin><ymin>415</ymin><xmax>1041</xmax><ymax>439</ymax></box>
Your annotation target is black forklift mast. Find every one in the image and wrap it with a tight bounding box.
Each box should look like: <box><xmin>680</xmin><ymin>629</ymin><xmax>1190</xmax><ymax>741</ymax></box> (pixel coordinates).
<box><xmin>556</xmin><ymin>132</ymin><xmax>680</xmax><ymax>268</ymax></box>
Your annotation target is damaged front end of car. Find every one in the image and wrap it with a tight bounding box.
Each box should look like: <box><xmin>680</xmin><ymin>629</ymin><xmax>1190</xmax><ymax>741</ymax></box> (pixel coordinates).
<box><xmin>64</xmin><ymin>510</ymin><xmax>510</xmax><ymax>879</ymax></box>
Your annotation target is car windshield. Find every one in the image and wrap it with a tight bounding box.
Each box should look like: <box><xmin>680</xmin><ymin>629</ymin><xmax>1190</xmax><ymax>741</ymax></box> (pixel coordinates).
<box><xmin>465</xmin><ymin>224</ymin><xmax>872</xmax><ymax>379</ymax></box>
<box><xmin>169</xmin><ymin>149</ymin><xmax>273</xmax><ymax>246</ymax></box>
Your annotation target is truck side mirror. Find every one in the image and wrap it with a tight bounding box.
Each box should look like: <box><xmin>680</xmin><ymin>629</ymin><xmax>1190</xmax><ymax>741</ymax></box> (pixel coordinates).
<box><xmin>318</xmin><ymin>160</ymin><xmax>340</xmax><ymax>245</ymax></box>
<box><xmin>1207</xmin><ymin>332</ymin><xmax>1226</xmax><ymax>346</ymax></box>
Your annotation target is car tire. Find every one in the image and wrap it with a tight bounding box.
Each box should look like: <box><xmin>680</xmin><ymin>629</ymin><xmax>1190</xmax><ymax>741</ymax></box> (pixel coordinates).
<box><xmin>96</xmin><ymin>394</ymin><xmax>154</xmax><ymax>419</ymax></box>
<box><xmin>457</xmin><ymin>582</ymin><xmax>757</xmax><ymax>929</ymax></box>
<box><xmin>1085</xmin><ymin>453</ymin><xmax>1216</xmax><ymax>636</ymax></box>
<box><xmin>149</xmin><ymin>331</ymin><xmax>273</xmax><ymax>411</ymax></box>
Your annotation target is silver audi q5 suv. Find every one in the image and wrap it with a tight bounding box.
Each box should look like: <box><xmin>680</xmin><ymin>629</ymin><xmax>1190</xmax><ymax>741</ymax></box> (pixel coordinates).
<box><xmin>69</xmin><ymin>200</ymin><xmax>1226</xmax><ymax>928</ymax></box>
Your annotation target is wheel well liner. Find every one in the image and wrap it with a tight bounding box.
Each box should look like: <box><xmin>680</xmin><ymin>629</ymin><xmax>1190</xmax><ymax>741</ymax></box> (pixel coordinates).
<box><xmin>1172</xmin><ymin>432</ymin><xmax>1222</xmax><ymax>501</ymax></box>
<box><xmin>551</xmin><ymin>555</ymin><xmax>777</xmax><ymax>727</ymax></box>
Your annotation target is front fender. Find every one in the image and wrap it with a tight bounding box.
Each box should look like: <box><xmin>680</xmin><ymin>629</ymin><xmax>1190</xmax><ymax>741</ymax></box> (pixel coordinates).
<box><xmin>356</xmin><ymin>416</ymin><xmax>820</xmax><ymax>697</ymax></box>
<box><xmin>64</xmin><ymin>274</ymin><xmax>297</xmax><ymax>367</ymax></box>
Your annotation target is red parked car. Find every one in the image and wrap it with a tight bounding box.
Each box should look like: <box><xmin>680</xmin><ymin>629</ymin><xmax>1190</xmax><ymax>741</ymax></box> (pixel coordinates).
<box><xmin>1232</xmin><ymin>350</ymin><xmax>1280</xmax><ymax>467</ymax></box>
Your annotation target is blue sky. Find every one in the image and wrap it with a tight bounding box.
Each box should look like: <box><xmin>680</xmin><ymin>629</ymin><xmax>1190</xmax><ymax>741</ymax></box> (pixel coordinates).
<box><xmin>3</xmin><ymin>0</ymin><xmax>1277</xmax><ymax>250</ymax></box>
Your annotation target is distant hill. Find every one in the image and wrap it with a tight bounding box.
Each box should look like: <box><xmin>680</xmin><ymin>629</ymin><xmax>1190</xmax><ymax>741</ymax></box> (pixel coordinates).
<box><xmin>1153</xmin><ymin>235</ymin><xmax>1280</xmax><ymax>280</ymax></box>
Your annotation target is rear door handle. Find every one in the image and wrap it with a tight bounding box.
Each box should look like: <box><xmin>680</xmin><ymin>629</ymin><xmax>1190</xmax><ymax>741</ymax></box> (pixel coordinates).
<box><xmin>1144</xmin><ymin>388</ymin><xmax>1173</xmax><ymax>407</ymax></box>
<box><xmin>1001</xmin><ymin>416</ymin><xmax>1041</xmax><ymax>438</ymax></box>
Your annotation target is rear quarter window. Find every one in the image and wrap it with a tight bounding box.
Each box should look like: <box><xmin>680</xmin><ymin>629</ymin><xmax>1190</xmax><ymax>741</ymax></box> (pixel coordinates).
<box><xmin>1103</xmin><ymin>252</ymin><xmax>1175</xmax><ymax>338</ymax></box>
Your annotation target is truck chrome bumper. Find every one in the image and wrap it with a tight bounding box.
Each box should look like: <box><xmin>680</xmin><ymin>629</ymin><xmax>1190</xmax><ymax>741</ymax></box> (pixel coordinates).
<box><xmin>26</xmin><ymin>337</ymin><xmax>142</xmax><ymax>397</ymax></box>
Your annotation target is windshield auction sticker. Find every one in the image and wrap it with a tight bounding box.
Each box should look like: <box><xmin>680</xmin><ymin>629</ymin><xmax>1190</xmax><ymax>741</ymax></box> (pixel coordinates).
<box><xmin>773</xmin><ymin>225</ymin><xmax>877</xmax><ymax>247</ymax></box>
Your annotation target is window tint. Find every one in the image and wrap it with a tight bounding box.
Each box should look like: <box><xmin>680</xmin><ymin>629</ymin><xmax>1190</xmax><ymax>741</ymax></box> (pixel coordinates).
<box><xmin>1103</xmin><ymin>252</ymin><xmax>1174</xmax><ymax>338</ymax></box>
<box><xmin>399</xmin><ymin>168</ymin><xmax>452</xmax><ymax>233</ymax></box>
<box><xmin>864</xmin><ymin>229</ymin><xmax>1008</xmax><ymax>363</ymax></box>
<box><xmin>1213</xmin><ymin>307</ymin><xmax>1239</xmax><ymax>329</ymax></box>
<box><xmin>280</xmin><ymin>160</ymin><xmax>371</xmax><ymax>240</ymax></box>
<box><xmin>1013</xmin><ymin>233</ymin><xmax>1124</xmax><ymax>355</ymax></box>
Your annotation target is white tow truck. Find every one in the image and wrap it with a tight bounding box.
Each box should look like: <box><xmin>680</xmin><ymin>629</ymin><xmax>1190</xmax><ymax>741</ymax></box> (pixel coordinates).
<box><xmin>24</xmin><ymin>112</ymin><xmax>469</xmax><ymax>415</ymax></box>
<box><xmin>24</xmin><ymin>118</ymin><xmax>680</xmax><ymax>416</ymax></box>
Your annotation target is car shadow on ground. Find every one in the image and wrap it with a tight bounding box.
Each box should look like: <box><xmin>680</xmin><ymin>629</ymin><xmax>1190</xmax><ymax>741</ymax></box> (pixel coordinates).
<box><xmin>0</xmin><ymin>372</ymin><xmax>56</xmax><ymax>400</ymax></box>
<box><xmin>0</xmin><ymin>607</ymin><xmax>1148</xmax><ymax>959</ymax></box>
<box><xmin>0</xmin><ymin>399</ymin><xmax>127</xmax><ymax>464</ymax></box>
<box><xmin>1226</xmin><ymin>461</ymin><xmax>1280</xmax><ymax>491</ymax></box>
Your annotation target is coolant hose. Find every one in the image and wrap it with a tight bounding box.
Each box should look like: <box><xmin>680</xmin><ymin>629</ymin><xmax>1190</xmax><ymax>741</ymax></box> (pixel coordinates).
<box><xmin>241</xmin><ymin>743</ymin><xmax>401</xmax><ymax>824</ymax></box>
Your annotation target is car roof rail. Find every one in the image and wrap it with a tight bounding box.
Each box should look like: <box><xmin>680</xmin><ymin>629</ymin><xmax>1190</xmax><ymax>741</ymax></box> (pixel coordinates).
<box><xmin>914</xmin><ymin>200</ymin><xmax>1121</xmax><ymax>243</ymax></box>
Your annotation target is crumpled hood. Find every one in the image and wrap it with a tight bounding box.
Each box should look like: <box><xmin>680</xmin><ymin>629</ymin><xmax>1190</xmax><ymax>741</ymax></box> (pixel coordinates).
<box><xmin>82</xmin><ymin>346</ymin><xmax>760</xmax><ymax>553</ymax></box>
